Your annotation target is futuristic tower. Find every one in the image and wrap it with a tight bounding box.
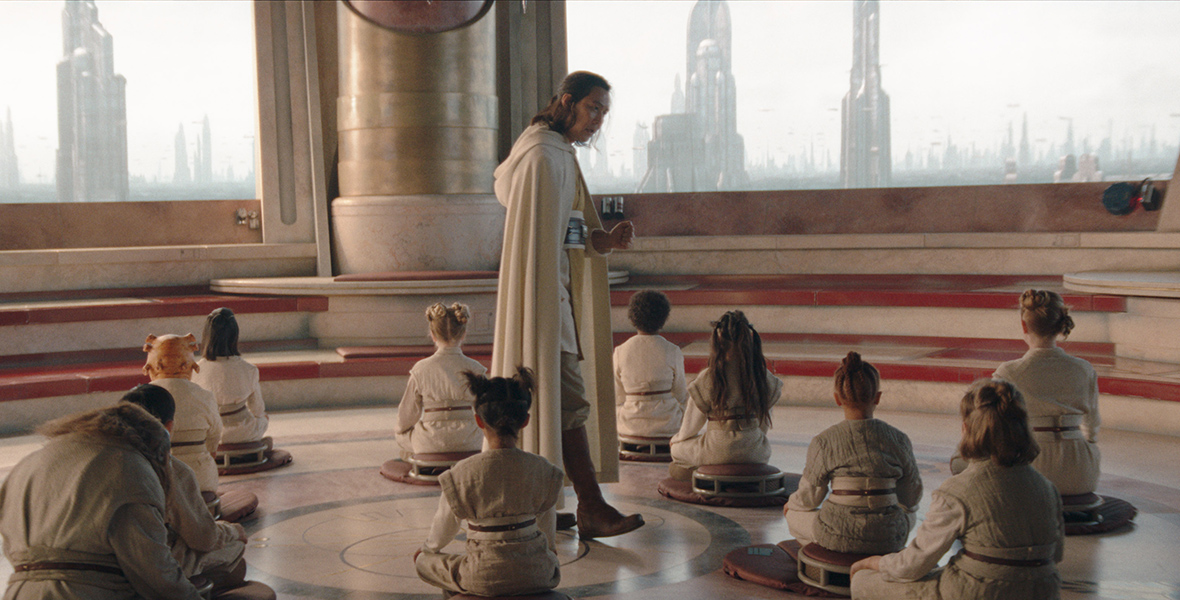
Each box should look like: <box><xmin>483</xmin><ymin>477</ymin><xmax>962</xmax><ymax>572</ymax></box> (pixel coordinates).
<box><xmin>56</xmin><ymin>0</ymin><xmax>128</xmax><ymax>202</ymax></box>
<box><xmin>840</xmin><ymin>0</ymin><xmax>891</xmax><ymax>189</ymax></box>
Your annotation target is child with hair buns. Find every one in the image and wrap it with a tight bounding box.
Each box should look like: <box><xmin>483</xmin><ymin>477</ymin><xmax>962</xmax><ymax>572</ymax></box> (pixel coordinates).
<box><xmin>192</xmin><ymin>308</ymin><xmax>270</xmax><ymax>446</ymax></box>
<box><xmin>614</xmin><ymin>290</ymin><xmax>688</xmax><ymax>438</ymax></box>
<box><xmin>669</xmin><ymin>310</ymin><xmax>783</xmax><ymax>480</ymax></box>
<box><xmin>396</xmin><ymin>302</ymin><xmax>487</xmax><ymax>457</ymax></box>
<box><xmin>785</xmin><ymin>352</ymin><xmax>922</xmax><ymax>554</ymax></box>
<box><xmin>849</xmin><ymin>379</ymin><xmax>1064</xmax><ymax>600</ymax></box>
<box><xmin>993</xmin><ymin>289</ymin><xmax>1100</xmax><ymax>496</ymax></box>
<box><xmin>415</xmin><ymin>367</ymin><xmax>564</xmax><ymax>597</ymax></box>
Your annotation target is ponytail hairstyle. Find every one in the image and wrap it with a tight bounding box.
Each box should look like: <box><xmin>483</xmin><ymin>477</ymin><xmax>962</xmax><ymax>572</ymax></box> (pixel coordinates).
<box><xmin>1019</xmin><ymin>289</ymin><xmax>1074</xmax><ymax>339</ymax></box>
<box><xmin>201</xmin><ymin>307</ymin><xmax>239</xmax><ymax>361</ymax></box>
<box><xmin>465</xmin><ymin>367</ymin><xmax>534</xmax><ymax>439</ymax></box>
<box><xmin>531</xmin><ymin>71</ymin><xmax>611</xmax><ymax>140</ymax></box>
<box><xmin>834</xmin><ymin>351</ymin><xmax>879</xmax><ymax>406</ymax></box>
<box><xmin>426</xmin><ymin>302</ymin><xmax>470</xmax><ymax>345</ymax></box>
<box><xmin>958</xmin><ymin>378</ymin><xmax>1039</xmax><ymax>467</ymax></box>
<box><xmin>707</xmin><ymin>310</ymin><xmax>772</xmax><ymax>426</ymax></box>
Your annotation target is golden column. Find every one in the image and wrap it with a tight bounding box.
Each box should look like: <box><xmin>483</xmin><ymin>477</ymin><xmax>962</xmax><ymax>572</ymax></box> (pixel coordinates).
<box><xmin>331</xmin><ymin>2</ymin><xmax>502</xmax><ymax>273</ymax></box>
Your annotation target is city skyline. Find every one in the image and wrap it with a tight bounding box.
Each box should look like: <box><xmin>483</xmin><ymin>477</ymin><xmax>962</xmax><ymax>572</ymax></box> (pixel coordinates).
<box><xmin>568</xmin><ymin>0</ymin><xmax>1180</xmax><ymax>189</ymax></box>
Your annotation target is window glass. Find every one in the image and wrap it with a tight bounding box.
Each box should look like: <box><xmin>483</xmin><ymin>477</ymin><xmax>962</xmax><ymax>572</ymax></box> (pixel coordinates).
<box><xmin>567</xmin><ymin>0</ymin><xmax>1180</xmax><ymax>193</ymax></box>
<box><xmin>0</xmin><ymin>0</ymin><xmax>256</xmax><ymax>202</ymax></box>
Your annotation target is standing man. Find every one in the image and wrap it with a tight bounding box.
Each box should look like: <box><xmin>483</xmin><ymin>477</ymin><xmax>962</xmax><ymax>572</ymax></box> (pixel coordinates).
<box><xmin>493</xmin><ymin>71</ymin><xmax>643</xmax><ymax>538</ymax></box>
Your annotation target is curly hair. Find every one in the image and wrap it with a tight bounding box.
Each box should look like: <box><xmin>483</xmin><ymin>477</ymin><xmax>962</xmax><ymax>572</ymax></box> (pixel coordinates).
<box><xmin>464</xmin><ymin>367</ymin><xmax>534</xmax><ymax>439</ymax></box>
<box><xmin>628</xmin><ymin>290</ymin><xmax>671</xmax><ymax>334</ymax></box>
<box><xmin>958</xmin><ymin>378</ymin><xmax>1039</xmax><ymax>467</ymax></box>
<box><xmin>1019</xmin><ymin>289</ymin><xmax>1074</xmax><ymax>339</ymax></box>
<box><xmin>426</xmin><ymin>302</ymin><xmax>470</xmax><ymax>344</ymax></box>
<box><xmin>834</xmin><ymin>351</ymin><xmax>879</xmax><ymax>406</ymax></box>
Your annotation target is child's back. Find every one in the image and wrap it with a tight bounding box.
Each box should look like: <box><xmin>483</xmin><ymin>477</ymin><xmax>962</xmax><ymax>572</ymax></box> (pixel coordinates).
<box><xmin>397</xmin><ymin>347</ymin><xmax>486</xmax><ymax>454</ymax></box>
<box><xmin>614</xmin><ymin>333</ymin><xmax>687</xmax><ymax>437</ymax></box>
<box><xmin>193</xmin><ymin>355</ymin><xmax>268</xmax><ymax>444</ymax></box>
<box><xmin>790</xmin><ymin>418</ymin><xmax>921</xmax><ymax>554</ymax></box>
<box><xmin>422</xmin><ymin>448</ymin><xmax>563</xmax><ymax>596</ymax></box>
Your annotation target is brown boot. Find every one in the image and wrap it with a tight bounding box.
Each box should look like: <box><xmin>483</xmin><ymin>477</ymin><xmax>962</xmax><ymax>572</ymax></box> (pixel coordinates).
<box><xmin>562</xmin><ymin>426</ymin><xmax>644</xmax><ymax>538</ymax></box>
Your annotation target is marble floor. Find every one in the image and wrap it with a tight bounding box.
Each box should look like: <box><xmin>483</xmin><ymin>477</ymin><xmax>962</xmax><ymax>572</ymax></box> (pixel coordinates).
<box><xmin>1</xmin><ymin>405</ymin><xmax>1178</xmax><ymax>599</ymax></box>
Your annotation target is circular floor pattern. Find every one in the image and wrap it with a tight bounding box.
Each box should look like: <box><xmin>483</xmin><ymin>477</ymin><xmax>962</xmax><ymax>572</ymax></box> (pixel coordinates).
<box><xmin>244</xmin><ymin>492</ymin><xmax>749</xmax><ymax>599</ymax></box>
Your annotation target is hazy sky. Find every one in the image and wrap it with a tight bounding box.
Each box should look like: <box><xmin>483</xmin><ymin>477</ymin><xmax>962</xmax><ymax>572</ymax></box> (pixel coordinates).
<box><xmin>567</xmin><ymin>0</ymin><xmax>1180</xmax><ymax>173</ymax></box>
<box><xmin>0</xmin><ymin>0</ymin><xmax>255</xmax><ymax>184</ymax></box>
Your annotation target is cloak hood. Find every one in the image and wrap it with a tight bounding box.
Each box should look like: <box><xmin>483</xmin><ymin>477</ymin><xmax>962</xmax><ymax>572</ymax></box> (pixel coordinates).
<box><xmin>494</xmin><ymin>124</ymin><xmax>575</xmax><ymax>209</ymax></box>
<box><xmin>38</xmin><ymin>403</ymin><xmax>173</xmax><ymax>490</ymax></box>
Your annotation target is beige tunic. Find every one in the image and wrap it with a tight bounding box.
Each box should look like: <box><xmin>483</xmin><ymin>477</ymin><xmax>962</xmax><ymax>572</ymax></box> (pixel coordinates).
<box><xmin>994</xmin><ymin>347</ymin><xmax>1101</xmax><ymax>495</ymax></box>
<box><xmin>415</xmin><ymin>448</ymin><xmax>564</xmax><ymax>597</ymax></box>
<box><xmin>670</xmin><ymin>366</ymin><xmax>783</xmax><ymax>469</ymax></box>
<box><xmin>614</xmin><ymin>334</ymin><xmax>688</xmax><ymax>437</ymax></box>
<box><xmin>851</xmin><ymin>460</ymin><xmax>1063</xmax><ymax>600</ymax></box>
<box><xmin>395</xmin><ymin>347</ymin><xmax>487</xmax><ymax>455</ymax></box>
<box><xmin>491</xmin><ymin>123</ymin><xmax>618</xmax><ymax>482</ymax></box>
<box><xmin>1</xmin><ymin>432</ymin><xmax>200</xmax><ymax>599</ymax></box>
<box><xmin>192</xmin><ymin>356</ymin><xmax>269</xmax><ymax>445</ymax></box>
<box><xmin>165</xmin><ymin>456</ymin><xmax>244</xmax><ymax>578</ymax></box>
<box><xmin>786</xmin><ymin>418</ymin><xmax>922</xmax><ymax>554</ymax></box>
<box><xmin>153</xmin><ymin>377</ymin><xmax>222</xmax><ymax>492</ymax></box>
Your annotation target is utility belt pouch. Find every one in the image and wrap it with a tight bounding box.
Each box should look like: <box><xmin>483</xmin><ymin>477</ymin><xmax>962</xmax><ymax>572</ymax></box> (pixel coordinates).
<box><xmin>564</xmin><ymin>210</ymin><xmax>587</xmax><ymax>250</ymax></box>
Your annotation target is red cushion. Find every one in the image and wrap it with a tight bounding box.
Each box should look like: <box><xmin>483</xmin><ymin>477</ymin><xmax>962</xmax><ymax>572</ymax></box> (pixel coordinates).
<box><xmin>218</xmin><ymin>439</ymin><xmax>269</xmax><ymax>452</ymax></box>
<box><xmin>801</xmin><ymin>543</ymin><xmax>874</xmax><ymax>566</ymax></box>
<box><xmin>451</xmin><ymin>592</ymin><xmax>571</xmax><ymax>600</ymax></box>
<box><xmin>696</xmin><ymin>463</ymin><xmax>781</xmax><ymax>477</ymax></box>
<box><xmin>618</xmin><ymin>434</ymin><xmax>673</xmax><ymax>443</ymax></box>
<box><xmin>1061</xmin><ymin>492</ymin><xmax>1101</xmax><ymax>507</ymax></box>
<box><xmin>333</xmin><ymin>271</ymin><xmax>497</xmax><ymax>282</ymax></box>
<box><xmin>214</xmin><ymin>581</ymin><xmax>277</xmax><ymax>600</ymax></box>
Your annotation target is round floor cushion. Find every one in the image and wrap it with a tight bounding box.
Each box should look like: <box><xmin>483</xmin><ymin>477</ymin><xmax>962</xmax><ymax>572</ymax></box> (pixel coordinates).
<box><xmin>217</xmin><ymin>489</ymin><xmax>259</xmax><ymax>523</ymax></box>
<box><xmin>218</xmin><ymin>449</ymin><xmax>293</xmax><ymax>476</ymax></box>
<box><xmin>214</xmin><ymin>581</ymin><xmax>277</xmax><ymax>600</ymax></box>
<box><xmin>800</xmin><ymin>543</ymin><xmax>875</xmax><ymax>567</ymax></box>
<box><xmin>379</xmin><ymin>459</ymin><xmax>439</xmax><ymax>486</ymax></box>
<box><xmin>656</xmin><ymin>473</ymin><xmax>798</xmax><ymax>507</ymax></box>
<box><xmin>451</xmin><ymin>591</ymin><xmax>573</xmax><ymax>600</ymax></box>
<box><xmin>1065</xmin><ymin>495</ymin><xmax>1138</xmax><ymax>536</ymax></box>
<box><xmin>722</xmin><ymin>542</ymin><xmax>846</xmax><ymax>597</ymax></box>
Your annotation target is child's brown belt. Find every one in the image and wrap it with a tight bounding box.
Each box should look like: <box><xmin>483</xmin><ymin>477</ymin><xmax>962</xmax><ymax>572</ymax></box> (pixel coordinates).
<box><xmin>466</xmin><ymin>518</ymin><xmax>536</xmax><ymax>532</ymax></box>
<box><xmin>1032</xmin><ymin>426</ymin><xmax>1080</xmax><ymax>433</ymax></box>
<box><xmin>424</xmin><ymin>406</ymin><xmax>472</xmax><ymax>413</ymax></box>
<box><xmin>15</xmin><ymin>562</ymin><xmax>124</xmax><ymax>576</ymax></box>
<box><xmin>961</xmin><ymin>550</ymin><xmax>1052</xmax><ymax>567</ymax></box>
<box><xmin>628</xmin><ymin>389</ymin><xmax>672</xmax><ymax>396</ymax></box>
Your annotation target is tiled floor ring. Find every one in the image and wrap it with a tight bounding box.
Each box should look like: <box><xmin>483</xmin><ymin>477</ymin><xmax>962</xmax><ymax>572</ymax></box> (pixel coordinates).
<box><xmin>245</xmin><ymin>493</ymin><xmax>744</xmax><ymax>599</ymax></box>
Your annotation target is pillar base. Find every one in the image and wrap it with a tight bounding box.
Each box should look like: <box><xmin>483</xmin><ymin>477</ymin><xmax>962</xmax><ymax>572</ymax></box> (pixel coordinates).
<box><xmin>331</xmin><ymin>194</ymin><xmax>504</xmax><ymax>274</ymax></box>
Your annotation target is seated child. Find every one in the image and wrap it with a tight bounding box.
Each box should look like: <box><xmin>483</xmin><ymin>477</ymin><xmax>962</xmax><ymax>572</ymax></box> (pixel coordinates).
<box><xmin>614</xmin><ymin>290</ymin><xmax>688</xmax><ymax>438</ymax></box>
<box><xmin>850</xmin><ymin>379</ymin><xmax>1064</xmax><ymax>600</ymax></box>
<box><xmin>785</xmin><ymin>352</ymin><xmax>922</xmax><ymax>554</ymax></box>
<box><xmin>396</xmin><ymin>302</ymin><xmax>487</xmax><ymax>457</ymax></box>
<box><xmin>145</xmin><ymin>333</ymin><xmax>222</xmax><ymax>493</ymax></box>
<box><xmin>994</xmin><ymin>289</ymin><xmax>1100</xmax><ymax>496</ymax></box>
<box><xmin>415</xmin><ymin>367</ymin><xmax>564</xmax><ymax>597</ymax></box>
<box><xmin>191</xmin><ymin>308</ymin><xmax>269</xmax><ymax>446</ymax></box>
<box><xmin>120</xmin><ymin>384</ymin><xmax>248</xmax><ymax>592</ymax></box>
<box><xmin>669</xmin><ymin>310</ymin><xmax>783</xmax><ymax>480</ymax></box>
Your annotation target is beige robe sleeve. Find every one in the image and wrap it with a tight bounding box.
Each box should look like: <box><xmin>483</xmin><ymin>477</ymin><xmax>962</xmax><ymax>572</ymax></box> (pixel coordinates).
<box><xmin>110</xmin><ymin>503</ymin><xmax>204</xmax><ymax>600</ymax></box>
<box><xmin>877</xmin><ymin>492</ymin><xmax>965</xmax><ymax>582</ymax></box>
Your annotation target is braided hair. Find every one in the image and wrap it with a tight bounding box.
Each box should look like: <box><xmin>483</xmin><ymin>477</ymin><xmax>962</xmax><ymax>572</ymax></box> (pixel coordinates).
<box><xmin>1019</xmin><ymin>289</ymin><xmax>1074</xmax><ymax>339</ymax></box>
<box><xmin>706</xmin><ymin>310</ymin><xmax>772</xmax><ymax>426</ymax></box>
<box><xmin>834</xmin><ymin>351</ymin><xmax>879</xmax><ymax>406</ymax></box>
<box><xmin>426</xmin><ymin>302</ymin><xmax>470</xmax><ymax>344</ymax></box>
<box><xmin>201</xmin><ymin>307</ymin><xmax>239</xmax><ymax>360</ymax></box>
<box><xmin>958</xmin><ymin>378</ymin><xmax>1039</xmax><ymax>467</ymax></box>
<box><xmin>464</xmin><ymin>367</ymin><xmax>534</xmax><ymax>439</ymax></box>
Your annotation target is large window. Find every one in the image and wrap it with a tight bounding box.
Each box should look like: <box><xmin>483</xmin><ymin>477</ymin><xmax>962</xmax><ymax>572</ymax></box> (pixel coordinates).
<box><xmin>0</xmin><ymin>0</ymin><xmax>256</xmax><ymax>202</ymax></box>
<box><xmin>567</xmin><ymin>0</ymin><xmax>1180</xmax><ymax>194</ymax></box>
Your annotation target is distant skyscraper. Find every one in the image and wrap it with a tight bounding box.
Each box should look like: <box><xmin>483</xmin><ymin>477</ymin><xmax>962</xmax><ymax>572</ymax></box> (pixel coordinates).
<box><xmin>174</xmin><ymin>123</ymin><xmax>190</xmax><ymax>184</ymax></box>
<box><xmin>670</xmin><ymin>74</ymin><xmax>685</xmax><ymax>114</ymax></box>
<box><xmin>1018</xmin><ymin>113</ymin><xmax>1031</xmax><ymax>168</ymax></box>
<box><xmin>55</xmin><ymin>0</ymin><xmax>128</xmax><ymax>202</ymax></box>
<box><xmin>0</xmin><ymin>108</ymin><xmax>18</xmax><ymax>189</ymax></box>
<box><xmin>198</xmin><ymin>115</ymin><xmax>213</xmax><ymax>183</ymax></box>
<box><xmin>840</xmin><ymin>0</ymin><xmax>891</xmax><ymax>189</ymax></box>
<box><xmin>632</xmin><ymin>122</ymin><xmax>649</xmax><ymax>178</ymax></box>
<box><xmin>639</xmin><ymin>0</ymin><xmax>747</xmax><ymax>193</ymax></box>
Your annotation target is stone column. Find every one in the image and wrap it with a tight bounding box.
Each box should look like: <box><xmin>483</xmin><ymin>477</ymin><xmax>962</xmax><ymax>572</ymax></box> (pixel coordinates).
<box><xmin>332</xmin><ymin>3</ymin><xmax>502</xmax><ymax>274</ymax></box>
